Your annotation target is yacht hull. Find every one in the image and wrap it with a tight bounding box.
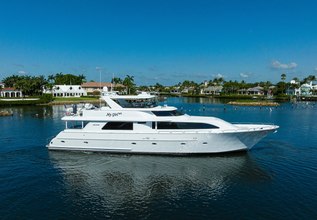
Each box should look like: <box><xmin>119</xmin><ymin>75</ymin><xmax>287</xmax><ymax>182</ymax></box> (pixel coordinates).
<box><xmin>47</xmin><ymin>125</ymin><xmax>278</xmax><ymax>154</ymax></box>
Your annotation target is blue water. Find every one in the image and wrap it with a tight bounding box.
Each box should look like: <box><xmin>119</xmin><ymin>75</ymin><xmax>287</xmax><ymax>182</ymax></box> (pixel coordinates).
<box><xmin>1</xmin><ymin>97</ymin><xmax>317</xmax><ymax>219</ymax></box>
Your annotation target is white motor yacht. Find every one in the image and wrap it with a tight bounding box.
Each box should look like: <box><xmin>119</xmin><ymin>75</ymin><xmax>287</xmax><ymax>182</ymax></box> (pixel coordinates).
<box><xmin>47</xmin><ymin>90</ymin><xmax>278</xmax><ymax>154</ymax></box>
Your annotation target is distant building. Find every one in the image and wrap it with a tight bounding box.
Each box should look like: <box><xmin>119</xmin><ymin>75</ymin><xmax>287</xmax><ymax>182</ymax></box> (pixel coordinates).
<box><xmin>267</xmin><ymin>86</ymin><xmax>275</xmax><ymax>98</ymax></box>
<box><xmin>0</xmin><ymin>82</ymin><xmax>4</xmax><ymax>89</ymax></box>
<box><xmin>81</xmin><ymin>82</ymin><xmax>125</xmax><ymax>94</ymax></box>
<box><xmin>0</xmin><ymin>87</ymin><xmax>23</xmax><ymax>98</ymax></box>
<box><xmin>296</xmin><ymin>81</ymin><xmax>315</xmax><ymax>96</ymax></box>
<box><xmin>50</xmin><ymin>85</ymin><xmax>87</xmax><ymax>97</ymax></box>
<box><xmin>238</xmin><ymin>86</ymin><xmax>264</xmax><ymax>95</ymax></box>
<box><xmin>290</xmin><ymin>80</ymin><xmax>300</xmax><ymax>85</ymax></box>
<box><xmin>248</xmin><ymin>86</ymin><xmax>264</xmax><ymax>95</ymax></box>
<box><xmin>181</xmin><ymin>87</ymin><xmax>196</xmax><ymax>94</ymax></box>
<box><xmin>170</xmin><ymin>87</ymin><xmax>181</xmax><ymax>95</ymax></box>
<box><xmin>201</xmin><ymin>86</ymin><xmax>223</xmax><ymax>95</ymax></box>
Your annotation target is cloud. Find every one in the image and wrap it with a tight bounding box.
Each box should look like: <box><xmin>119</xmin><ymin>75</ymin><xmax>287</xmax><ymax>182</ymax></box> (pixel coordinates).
<box><xmin>240</xmin><ymin>73</ymin><xmax>249</xmax><ymax>78</ymax></box>
<box><xmin>18</xmin><ymin>70</ymin><xmax>26</xmax><ymax>74</ymax></box>
<box><xmin>213</xmin><ymin>73</ymin><xmax>224</xmax><ymax>78</ymax></box>
<box><xmin>272</xmin><ymin>60</ymin><xmax>298</xmax><ymax>69</ymax></box>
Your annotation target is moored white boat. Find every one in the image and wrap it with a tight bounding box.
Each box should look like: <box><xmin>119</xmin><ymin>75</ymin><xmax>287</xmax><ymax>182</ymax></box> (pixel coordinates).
<box><xmin>47</xmin><ymin>90</ymin><xmax>278</xmax><ymax>154</ymax></box>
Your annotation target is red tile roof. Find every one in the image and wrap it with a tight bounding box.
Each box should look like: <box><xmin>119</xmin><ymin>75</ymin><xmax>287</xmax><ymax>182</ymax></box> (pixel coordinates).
<box><xmin>1</xmin><ymin>87</ymin><xmax>20</xmax><ymax>91</ymax></box>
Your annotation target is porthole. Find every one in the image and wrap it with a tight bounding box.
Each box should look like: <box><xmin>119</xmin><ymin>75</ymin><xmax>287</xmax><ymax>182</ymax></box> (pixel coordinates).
<box><xmin>131</xmin><ymin>142</ymin><xmax>136</xmax><ymax>145</ymax></box>
<box><xmin>203</xmin><ymin>142</ymin><xmax>208</xmax><ymax>145</ymax></box>
<box><xmin>152</xmin><ymin>143</ymin><xmax>157</xmax><ymax>145</ymax></box>
<box><xmin>61</xmin><ymin>140</ymin><xmax>65</xmax><ymax>143</ymax></box>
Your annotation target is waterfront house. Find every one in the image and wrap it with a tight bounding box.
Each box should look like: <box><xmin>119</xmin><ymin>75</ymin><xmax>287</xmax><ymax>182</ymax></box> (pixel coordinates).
<box><xmin>238</xmin><ymin>86</ymin><xmax>264</xmax><ymax>95</ymax></box>
<box><xmin>295</xmin><ymin>81</ymin><xmax>316</xmax><ymax>96</ymax></box>
<box><xmin>0</xmin><ymin>87</ymin><xmax>23</xmax><ymax>98</ymax></box>
<box><xmin>201</xmin><ymin>86</ymin><xmax>223</xmax><ymax>95</ymax></box>
<box><xmin>81</xmin><ymin>82</ymin><xmax>126</xmax><ymax>94</ymax></box>
<box><xmin>50</xmin><ymin>85</ymin><xmax>87</xmax><ymax>97</ymax></box>
<box><xmin>248</xmin><ymin>86</ymin><xmax>264</xmax><ymax>95</ymax></box>
<box><xmin>170</xmin><ymin>88</ymin><xmax>181</xmax><ymax>95</ymax></box>
<box><xmin>285</xmin><ymin>81</ymin><xmax>317</xmax><ymax>96</ymax></box>
<box><xmin>181</xmin><ymin>86</ymin><xmax>196</xmax><ymax>94</ymax></box>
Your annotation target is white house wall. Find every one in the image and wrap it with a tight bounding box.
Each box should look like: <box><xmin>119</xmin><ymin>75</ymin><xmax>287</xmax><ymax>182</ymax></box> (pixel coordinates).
<box><xmin>52</xmin><ymin>85</ymin><xmax>87</xmax><ymax>97</ymax></box>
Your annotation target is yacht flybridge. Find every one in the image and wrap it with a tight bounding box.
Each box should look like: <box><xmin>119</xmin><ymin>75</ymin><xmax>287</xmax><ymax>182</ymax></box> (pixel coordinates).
<box><xmin>47</xmin><ymin>90</ymin><xmax>279</xmax><ymax>154</ymax></box>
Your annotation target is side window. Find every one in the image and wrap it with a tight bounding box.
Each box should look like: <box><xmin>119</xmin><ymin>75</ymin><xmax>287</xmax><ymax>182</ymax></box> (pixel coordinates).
<box><xmin>102</xmin><ymin>122</ymin><xmax>133</xmax><ymax>130</ymax></box>
<box><xmin>152</xmin><ymin>110</ymin><xmax>184</xmax><ymax>116</ymax></box>
<box><xmin>157</xmin><ymin>122</ymin><xmax>218</xmax><ymax>129</ymax></box>
<box><xmin>157</xmin><ymin>122</ymin><xmax>178</xmax><ymax>129</ymax></box>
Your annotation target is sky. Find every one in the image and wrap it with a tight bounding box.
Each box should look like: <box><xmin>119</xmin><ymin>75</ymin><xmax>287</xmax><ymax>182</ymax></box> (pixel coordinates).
<box><xmin>1</xmin><ymin>0</ymin><xmax>317</xmax><ymax>85</ymax></box>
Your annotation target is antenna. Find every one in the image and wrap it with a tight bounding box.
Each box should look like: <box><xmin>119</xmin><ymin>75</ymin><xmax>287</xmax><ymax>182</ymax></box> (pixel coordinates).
<box><xmin>96</xmin><ymin>67</ymin><xmax>102</xmax><ymax>108</ymax></box>
<box><xmin>111</xmin><ymin>72</ymin><xmax>114</xmax><ymax>92</ymax></box>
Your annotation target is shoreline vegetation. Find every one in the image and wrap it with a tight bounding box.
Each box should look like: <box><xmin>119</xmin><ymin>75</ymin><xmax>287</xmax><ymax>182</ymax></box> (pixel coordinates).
<box><xmin>1</xmin><ymin>73</ymin><xmax>316</xmax><ymax>107</ymax></box>
<box><xmin>1</xmin><ymin>94</ymin><xmax>315</xmax><ymax>107</ymax></box>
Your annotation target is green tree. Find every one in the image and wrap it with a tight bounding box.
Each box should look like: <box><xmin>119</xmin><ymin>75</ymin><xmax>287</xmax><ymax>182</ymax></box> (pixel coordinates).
<box><xmin>78</xmin><ymin>74</ymin><xmax>86</xmax><ymax>83</ymax></box>
<box><xmin>3</xmin><ymin>74</ymin><xmax>49</xmax><ymax>96</ymax></box>
<box><xmin>111</xmin><ymin>77</ymin><xmax>123</xmax><ymax>84</ymax></box>
<box><xmin>212</xmin><ymin>77</ymin><xmax>225</xmax><ymax>85</ymax></box>
<box><xmin>223</xmin><ymin>80</ymin><xmax>241</xmax><ymax>94</ymax></box>
<box><xmin>53</xmin><ymin>73</ymin><xmax>86</xmax><ymax>85</ymax></box>
<box><xmin>281</xmin><ymin>73</ymin><xmax>286</xmax><ymax>82</ymax></box>
<box><xmin>292</xmin><ymin>77</ymin><xmax>300</xmax><ymax>83</ymax></box>
<box><xmin>123</xmin><ymin>75</ymin><xmax>136</xmax><ymax>94</ymax></box>
<box><xmin>276</xmin><ymin>81</ymin><xmax>287</xmax><ymax>95</ymax></box>
<box><xmin>2</xmin><ymin>75</ymin><xmax>20</xmax><ymax>87</ymax></box>
<box><xmin>32</xmin><ymin>75</ymin><xmax>48</xmax><ymax>95</ymax></box>
<box><xmin>153</xmin><ymin>83</ymin><xmax>164</xmax><ymax>92</ymax></box>
<box><xmin>302</xmin><ymin>75</ymin><xmax>316</xmax><ymax>84</ymax></box>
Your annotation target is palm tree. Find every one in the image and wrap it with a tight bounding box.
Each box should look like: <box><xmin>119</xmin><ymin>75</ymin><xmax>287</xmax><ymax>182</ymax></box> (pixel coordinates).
<box><xmin>306</xmin><ymin>75</ymin><xmax>316</xmax><ymax>83</ymax></box>
<box><xmin>212</xmin><ymin>77</ymin><xmax>225</xmax><ymax>86</ymax></box>
<box><xmin>48</xmin><ymin>74</ymin><xmax>55</xmax><ymax>83</ymax></box>
<box><xmin>78</xmin><ymin>74</ymin><xmax>86</xmax><ymax>84</ymax></box>
<box><xmin>111</xmin><ymin>77</ymin><xmax>123</xmax><ymax>84</ymax></box>
<box><xmin>281</xmin><ymin>73</ymin><xmax>286</xmax><ymax>82</ymax></box>
<box><xmin>123</xmin><ymin>75</ymin><xmax>135</xmax><ymax>94</ymax></box>
<box><xmin>154</xmin><ymin>83</ymin><xmax>164</xmax><ymax>92</ymax></box>
<box><xmin>292</xmin><ymin>77</ymin><xmax>300</xmax><ymax>83</ymax></box>
<box><xmin>2</xmin><ymin>75</ymin><xmax>20</xmax><ymax>87</ymax></box>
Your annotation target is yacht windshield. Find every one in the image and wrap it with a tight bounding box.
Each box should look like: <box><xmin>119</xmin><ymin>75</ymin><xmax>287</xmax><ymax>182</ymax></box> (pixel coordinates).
<box><xmin>114</xmin><ymin>98</ymin><xmax>158</xmax><ymax>108</ymax></box>
<box><xmin>152</xmin><ymin>110</ymin><xmax>184</xmax><ymax>116</ymax></box>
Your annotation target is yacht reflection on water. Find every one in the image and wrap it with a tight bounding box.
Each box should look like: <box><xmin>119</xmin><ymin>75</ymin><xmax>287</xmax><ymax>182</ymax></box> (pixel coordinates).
<box><xmin>49</xmin><ymin>152</ymin><xmax>269</xmax><ymax>210</ymax></box>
